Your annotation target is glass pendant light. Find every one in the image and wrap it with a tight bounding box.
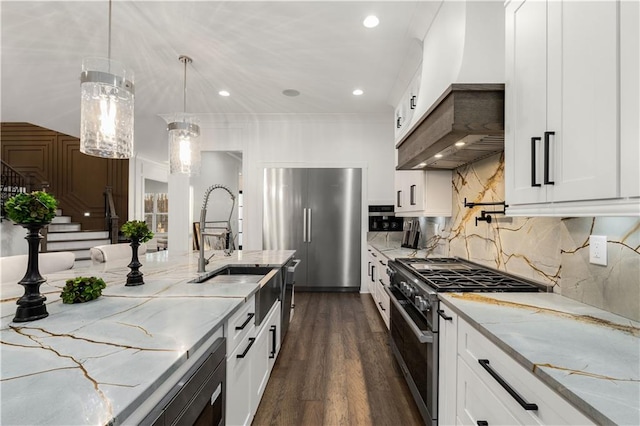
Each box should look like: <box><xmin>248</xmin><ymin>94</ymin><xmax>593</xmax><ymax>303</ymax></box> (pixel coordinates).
<box><xmin>80</xmin><ymin>0</ymin><xmax>134</xmax><ymax>159</ymax></box>
<box><xmin>168</xmin><ymin>56</ymin><xmax>201</xmax><ymax>176</ymax></box>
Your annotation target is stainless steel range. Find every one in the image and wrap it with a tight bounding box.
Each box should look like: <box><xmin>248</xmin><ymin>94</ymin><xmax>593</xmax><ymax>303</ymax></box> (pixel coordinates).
<box><xmin>385</xmin><ymin>257</ymin><xmax>543</xmax><ymax>425</ymax></box>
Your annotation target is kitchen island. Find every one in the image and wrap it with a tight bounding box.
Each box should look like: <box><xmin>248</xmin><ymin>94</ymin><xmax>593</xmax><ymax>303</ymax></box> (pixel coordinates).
<box><xmin>0</xmin><ymin>249</ymin><xmax>295</xmax><ymax>425</ymax></box>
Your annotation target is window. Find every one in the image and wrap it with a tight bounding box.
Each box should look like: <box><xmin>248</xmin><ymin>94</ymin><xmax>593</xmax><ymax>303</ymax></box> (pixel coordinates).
<box><xmin>144</xmin><ymin>193</ymin><xmax>168</xmax><ymax>234</ymax></box>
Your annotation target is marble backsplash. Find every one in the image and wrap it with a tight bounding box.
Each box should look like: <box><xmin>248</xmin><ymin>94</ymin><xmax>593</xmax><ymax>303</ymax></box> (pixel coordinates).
<box><xmin>404</xmin><ymin>153</ymin><xmax>639</xmax><ymax>322</ymax></box>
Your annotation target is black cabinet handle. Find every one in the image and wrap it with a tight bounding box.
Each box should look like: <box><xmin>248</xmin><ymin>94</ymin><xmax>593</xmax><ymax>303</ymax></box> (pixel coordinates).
<box><xmin>379</xmin><ymin>260</ymin><xmax>387</xmax><ymax>266</ymax></box>
<box><xmin>410</xmin><ymin>185</ymin><xmax>416</xmax><ymax>205</ymax></box>
<box><xmin>397</xmin><ymin>190</ymin><xmax>402</xmax><ymax>208</ymax></box>
<box><xmin>371</xmin><ymin>265</ymin><xmax>375</xmax><ymax>282</ymax></box>
<box><xmin>372</xmin><ymin>252</ymin><xmax>377</xmax><ymax>258</ymax></box>
<box><xmin>531</xmin><ymin>137</ymin><xmax>541</xmax><ymax>187</ymax></box>
<box><xmin>410</xmin><ymin>95</ymin><xmax>417</xmax><ymax>109</ymax></box>
<box><xmin>478</xmin><ymin>359</ymin><xmax>538</xmax><ymax>411</ymax></box>
<box><xmin>437</xmin><ymin>309</ymin><xmax>452</xmax><ymax>321</ymax></box>
<box><xmin>378</xmin><ymin>301</ymin><xmax>386</xmax><ymax>312</ymax></box>
<box><xmin>396</xmin><ymin>117</ymin><xmax>402</xmax><ymax>128</ymax></box>
<box><xmin>236</xmin><ymin>337</ymin><xmax>256</xmax><ymax>359</ymax></box>
<box><xmin>477</xmin><ymin>421</ymin><xmax>489</xmax><ymax>426</ymax></box>
<box><xmin>544</xmin><ymin>131</ymin><xmax>555</xmax><ymax>185</ymax></box>
<box><xmin>235</xmin><ymin>313</ymin><xmax>255</xmax><ymax>330</ymax></box>
<box><xmin>269</xmin><ymin>325</ymin><xmax>277</xmax><ymax>359</ymax></box>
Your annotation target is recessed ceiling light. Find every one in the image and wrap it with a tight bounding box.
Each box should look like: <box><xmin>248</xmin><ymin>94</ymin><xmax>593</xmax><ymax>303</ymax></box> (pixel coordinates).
<box><xmin>363</xmin><ymin>15</ymin><xmax>379</xmax><ymax>28</ymax></box>
<box><xmin>418</xmin><ymin>162</ymin><xmax>427</xmax><ymax>168</ymax></box>
<box><xmin>218</xmin><ymin>90</ymin><xmax>230</xmax><ymax>97</ymax></box>
<box><xmin>434</xmin><ymin>154</ymin><xmax>443</xmax><ymax>159</ymax></box>
<box><xmin>282</xmin><ymin>89</ymin><xmax>300</xmax><ymax>97</ymax></box>
<box><xmin>352</xmin><ymin>89</ymin><xmax>364</xmax><ymax>96</ymax></box>
<box><xmin>455</xmin><ymin>141</ymin><xmax>466</xmax><ymax>147</ymax></box>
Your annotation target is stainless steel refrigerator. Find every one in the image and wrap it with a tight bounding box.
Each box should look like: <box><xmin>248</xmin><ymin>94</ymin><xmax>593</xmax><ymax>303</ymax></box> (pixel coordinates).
<box><xmin>263</xmin><ymin>168</ymin><xmax>362</xmax><ymax>291</ymax></box>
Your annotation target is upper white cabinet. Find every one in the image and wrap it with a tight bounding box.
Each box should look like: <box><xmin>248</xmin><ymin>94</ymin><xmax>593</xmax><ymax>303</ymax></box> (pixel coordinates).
<box><xmin>505</xmin><ymin>0</ymin><xmax>640</xmax><ymax>216</ymax></box>
<box><xmin>395</xmin><ymin>170</ymin><xmax>452</xmax><ymax>217</ymax></box>
<box><xmin>394</xmin><ymin>65</ymin><xmax>422</xmax><ymax>143</ymax></box>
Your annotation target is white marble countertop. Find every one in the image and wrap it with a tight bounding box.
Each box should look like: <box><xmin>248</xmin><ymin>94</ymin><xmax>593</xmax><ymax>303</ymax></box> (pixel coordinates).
<box><xmin>0</xmin><ymin>249</ymin><xmax>295</xmax><ymax>425</ymax></box>
<box><xmin>440</xmin><ymin>292</ymin><xmax>640</xmax><ymax>426</ymax></box>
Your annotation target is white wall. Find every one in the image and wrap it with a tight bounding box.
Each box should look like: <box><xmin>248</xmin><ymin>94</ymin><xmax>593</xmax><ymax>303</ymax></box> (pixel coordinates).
<box><xmin>165</xmin><ymin>113</ymin><xmax>395</xmax><ymax>273</ymax></box>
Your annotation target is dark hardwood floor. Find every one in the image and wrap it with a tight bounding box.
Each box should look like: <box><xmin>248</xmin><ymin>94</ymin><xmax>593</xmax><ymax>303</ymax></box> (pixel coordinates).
<box><xmin>252</xmin><ymin>292</ymin><xmax>423</xmax><ymax>426</ymax></box>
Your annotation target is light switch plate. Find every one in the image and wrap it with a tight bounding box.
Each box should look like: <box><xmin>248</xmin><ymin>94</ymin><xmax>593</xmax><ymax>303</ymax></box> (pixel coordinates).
<box><xmin>589</xmin><ymin>235</ymin><xmax>607</xmax><ymax>266</ymax></box>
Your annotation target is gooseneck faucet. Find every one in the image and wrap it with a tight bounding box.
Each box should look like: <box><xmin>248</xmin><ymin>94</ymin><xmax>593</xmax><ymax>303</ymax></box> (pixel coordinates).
<box><xmin>198</xmin><ymin>184</ymin><xmax>236</xmax><ymax>273</ymax></box>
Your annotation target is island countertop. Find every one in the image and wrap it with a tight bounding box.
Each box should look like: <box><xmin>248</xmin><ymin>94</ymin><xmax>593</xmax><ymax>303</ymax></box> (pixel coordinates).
<box><xmin>0</xmin><ymin>249</ymin><xmax>295</xmax><ymax>425</ymax></box>
<box><xmin>440</xmin><ymin>292</ymin><xmax>640</xmax><ymax>426</ymax></box>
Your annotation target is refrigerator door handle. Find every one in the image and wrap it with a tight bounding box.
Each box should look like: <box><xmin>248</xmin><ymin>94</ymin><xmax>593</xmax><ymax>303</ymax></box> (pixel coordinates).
<box><xmin>303</xmin><ymin>208</ymin><xmax>307</xmax><ymax>242</ymax></box>
<box><xmin>307</xmin><ymin>208</ymin><xmax>312</xmax><ymax>243</ymax></box>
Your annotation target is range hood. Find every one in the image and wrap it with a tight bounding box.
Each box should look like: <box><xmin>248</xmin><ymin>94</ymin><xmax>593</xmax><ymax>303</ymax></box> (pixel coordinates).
<box><xmin>396</xmin><ymin>84</ymin><xmax>505</xmax><ymax>170</ymax></box>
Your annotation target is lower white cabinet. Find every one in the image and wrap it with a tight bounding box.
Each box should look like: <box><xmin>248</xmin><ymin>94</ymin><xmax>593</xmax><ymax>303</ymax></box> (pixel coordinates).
<box><xmin>438</xmin><ymin>309</ymin><xmax>594</xmax><ymax>426</ymax></box>
<box><xmin>226</xmin><ymin>299</ymin><xmax>281</xmax><ymax>426</ymax></box>
<box><xmin>367</xmin><ymin>245</ymin><xmax>390</xmax><ymax>329</ymax></box>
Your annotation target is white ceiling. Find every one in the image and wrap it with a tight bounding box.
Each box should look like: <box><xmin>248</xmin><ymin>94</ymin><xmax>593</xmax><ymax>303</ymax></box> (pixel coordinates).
<box><xmin>1</xmin><ymin>1</ymin><xmax>440</xmax><ymax>163</ymax></box>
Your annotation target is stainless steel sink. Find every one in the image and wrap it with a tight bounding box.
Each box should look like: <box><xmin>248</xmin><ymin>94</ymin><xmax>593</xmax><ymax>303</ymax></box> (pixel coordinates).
<box><xmin>191</xmin><ymin>266</ymin><xmax>273</xmax><ymax>284</ymax></box>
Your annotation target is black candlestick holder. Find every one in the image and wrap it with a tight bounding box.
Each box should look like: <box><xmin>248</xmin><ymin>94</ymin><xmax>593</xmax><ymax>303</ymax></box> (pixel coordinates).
<box><xmin>125</xmin><ymin>238</ymin><xmax>144</xmax><ymax>286</ymax></box>
<box><xmin>14</xmin><ymin>223</ymin><xmax>49</xmax><ymax>322</ymax></box>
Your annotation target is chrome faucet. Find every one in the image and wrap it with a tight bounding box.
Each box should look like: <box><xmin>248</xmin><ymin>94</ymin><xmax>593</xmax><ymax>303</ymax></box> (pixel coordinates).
<box><xmin>198</xmin><ymin>184</ymin><xmax>236</xmax><ymax>273</ymax></box>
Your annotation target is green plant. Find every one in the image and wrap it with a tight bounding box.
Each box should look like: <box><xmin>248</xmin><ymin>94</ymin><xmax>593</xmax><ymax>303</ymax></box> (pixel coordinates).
<box><xmin>60</xmin><ymin>276</ymin><xmax>106</xmax><ymax>304</ymax></box>
<box><xmin>4</xmin><ymin>191</ymin><xmax>58</xmax><ymax>224</ymax></box>
<box><xmin>121</xmin><ymin>220</ymin><xmax>154</xmax><ymax>243</ymax></box>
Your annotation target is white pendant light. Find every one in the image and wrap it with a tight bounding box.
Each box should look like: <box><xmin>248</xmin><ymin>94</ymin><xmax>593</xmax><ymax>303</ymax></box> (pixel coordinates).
<box><xmin>168</xmin><ymin>55</ymin><xmax>201</xmax><ymax>176</ymax></box>
<box><xmin>80</xmin><ymin>0</ymin><xmax>134</xmax><ymax>159</ymax></box>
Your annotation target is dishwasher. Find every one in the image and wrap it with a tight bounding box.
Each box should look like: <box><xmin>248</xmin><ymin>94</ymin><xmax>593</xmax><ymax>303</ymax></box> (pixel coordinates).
<box><xmin>140</xmin><ymin>337</ymin><xmax>226</xmax><ymax>426</ymax></box>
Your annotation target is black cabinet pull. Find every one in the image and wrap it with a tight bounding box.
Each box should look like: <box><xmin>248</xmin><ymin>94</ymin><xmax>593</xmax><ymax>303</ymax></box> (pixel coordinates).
<box><xmin>397</xmin><ymin>190</ymin><xmax>402</xmax><ymax>208</ymax></box>
<box><xmin>437</xmin><ymin>309</ymin><xmax>452</xmax><ymax>321</ymax></box>
<box><xmin>410</xmin><ymin>95</ymin><xmax>417</xmax><ymax>109</ymax></box>
<box><xmin>544</xmin><ymin>131</ymin><xmax>555</xmax><ymax>185</ymax></box>
<box><xmin>372</xmin><ymin>252</ymin><xmax>377</xmax><ymax>258</ymax></box>
<box><xmin>371</xmin><ymin>265</ymin><xmax>375</xmax><ymax>282</ymax></box>
<box><xmin>236</xmin><ymin>337</ymin><xmax>256</xmax><ymax>359</ymax></box>
<box><xmin>531</xmin><ymin>137</ymin><xmax>541</xmax><ymax>187</ymax></box>
<box><xmin>269</xmin><ymin>325</ymin><xmax>277</xmax><ymax>359</ymax></box>
<box><xmin>396</xmin><ymin>117</ymin><xmax>402</xmax><ymax>128</ymax></box>
<box><xmin>235</xmin><ymin>313</ymin><xmax>255</xmax><ymax>330</ymax></box>
<box><xmin>378</xmin><ymin>301</ymin><xmax>386</xmax><ymax>312</ymax></box>
<box><xmin>410</xmin><ymin>184</ymin><xmax>416</xmax><ymax>205</ymax></box>
<box><xmin>478</xmin><ymin>359</ymin><xmax>538</xmax><ymax>411</ymax></box>
<box><xmin>477</xmin><ymin>421</ymin><xmax>489</xmax><ymax>426</ymax></box>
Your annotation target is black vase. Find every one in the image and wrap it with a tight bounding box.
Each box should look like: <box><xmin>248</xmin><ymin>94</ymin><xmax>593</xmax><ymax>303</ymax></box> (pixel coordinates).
<box><xmin>14</xmin><ymin>223</ymin><xmax>50</xmax><ymax>322</ymax></box>
<box><xmin>126</xmin><ymin>237</ymin><xmax>144</xmax><ymax>286</ymax></box>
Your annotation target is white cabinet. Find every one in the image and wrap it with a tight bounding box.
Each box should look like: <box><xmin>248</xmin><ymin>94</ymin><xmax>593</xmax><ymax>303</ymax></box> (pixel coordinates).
<box><xmin>394</xmin><ymin>65</ymin><xmax>422</xmax><ymax>143</ymax></box>
<box><xmin>366</xmin><ymin>245</ymin><xmax>390</xmax><ymax>329</ymax></box>
<box><xmin>226</xmin><ymin>297</ymin><xmax>256</xmax><ymax>426</ymax></box>
<box><xmin>439</xmin><ymin>308</ymin><xmax>594</xmax><ymax>426</ymax></box>
<box><xmin>226</xmin><ymin>296</ymin><xmax>281</xmax><ymax>426</ymax></box>
<box><xmin>251</xmin><ymin>302</ymin><xmax>281</xmax><ymax>416</ymax></box>
<box><xmin>394</xmin><ymin>170</ymin><xmax>452</xmax><ymax>217</ymax></box>
<box><xmin>505</xmin><ymin>0</ymin><xmax>639</xmax><ymax>216</ymax></box>
<box><xmin>437</xmin><ymin>304</ymin><xmax>458</xmax><ymax>426</ymax></box>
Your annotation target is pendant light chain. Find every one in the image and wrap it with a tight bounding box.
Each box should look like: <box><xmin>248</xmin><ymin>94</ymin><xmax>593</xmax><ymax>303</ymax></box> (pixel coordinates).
<box><xmin>107</xmin><ymin>0</ymin><xmax>112</xmax><ymax>61</ymax></box>
<box><xmin>183</xmin><ymin>56</ymin><xmax>188</xmax><ymax>114</ymax></box>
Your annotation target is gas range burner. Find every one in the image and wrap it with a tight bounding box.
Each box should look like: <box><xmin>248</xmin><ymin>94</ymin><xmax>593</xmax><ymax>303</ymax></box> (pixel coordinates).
<box><xmin>393</xmin><ymin>258</ymin><xmax>541</xmax><ymax>292</ymax></box>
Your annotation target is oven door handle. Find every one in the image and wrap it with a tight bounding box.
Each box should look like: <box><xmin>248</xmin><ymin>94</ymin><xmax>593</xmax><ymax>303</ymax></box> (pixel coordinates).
<box><xmin>385</xmin><ymin>287</ymin><xmax>434</xmax><ymax>344</ymax></box>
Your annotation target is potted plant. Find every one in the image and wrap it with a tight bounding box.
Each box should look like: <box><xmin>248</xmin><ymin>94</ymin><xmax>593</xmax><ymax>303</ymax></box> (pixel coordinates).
<box><xmin>120</xmin><ymin>220</ymin><xmax>154</xmax><ymax>286</ymax></box>
<box><xmin>4</xmin><ymin>191</ymin><xmax>58</xmax><ymax>322</ymax></box>
<box><xmin>61</xmin><ymin>276</ymin><xmax>107</xmax><ymax>304</ymax></box>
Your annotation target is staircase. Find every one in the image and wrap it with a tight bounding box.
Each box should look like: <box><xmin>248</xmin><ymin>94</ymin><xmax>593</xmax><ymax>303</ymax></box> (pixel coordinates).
<box><xmin>45</xmin><ymin>209</ymin><xmax>110</xmax><ymax>261</ymax></box>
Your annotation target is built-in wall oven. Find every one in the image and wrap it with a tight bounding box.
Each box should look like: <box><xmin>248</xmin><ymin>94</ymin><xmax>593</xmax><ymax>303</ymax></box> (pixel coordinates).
<box><xmin>386</xmin><ymin>258</ymin><xmax>543</xmax><ymax>426</ymax></box>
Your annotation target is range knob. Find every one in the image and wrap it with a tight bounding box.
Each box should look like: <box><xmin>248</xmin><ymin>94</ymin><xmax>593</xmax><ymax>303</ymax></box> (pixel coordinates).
<box><xmin>414</xmin><ymin>295</ymin><xmax>429</xmax><ymax>311</ymax></box>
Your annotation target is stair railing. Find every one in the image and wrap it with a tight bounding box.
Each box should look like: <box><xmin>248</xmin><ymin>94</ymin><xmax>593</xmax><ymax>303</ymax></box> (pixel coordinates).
<box><xmin>104</xmin><ymin>186</ymin><xmax>119</xmax><ymax>244</ymax></box>
<box><xmin>1</xmin><ymin>159</ymin><xmax>33</xmax><ymax>221</ymax></box>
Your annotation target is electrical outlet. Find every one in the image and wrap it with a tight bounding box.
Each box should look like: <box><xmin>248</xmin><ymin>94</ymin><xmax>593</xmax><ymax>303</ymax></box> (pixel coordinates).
<box><xmin>589</xmin><ymin>235</ymin><xmax>607</xmax><ymax>266</ymax></box>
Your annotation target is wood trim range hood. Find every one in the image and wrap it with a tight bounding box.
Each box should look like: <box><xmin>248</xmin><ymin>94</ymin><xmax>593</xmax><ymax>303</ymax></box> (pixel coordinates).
<box><xmin>396</xmin><ymin>84</ymin><xmax>505</xmax><ymax>170</ymax></box>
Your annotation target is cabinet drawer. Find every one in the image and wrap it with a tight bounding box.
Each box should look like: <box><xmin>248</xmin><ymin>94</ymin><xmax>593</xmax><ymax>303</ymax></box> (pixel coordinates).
<box><xmin>458</xmin><ymin>320</ymin><xmax>593</xmax><ymax>425</ymax></box>
<box><xmin>457</xmin><ymin>356</ymin><xmax>523</xmax><ymax>426</ymax></box>
<box><xmin>225</xmin><ymin>295</ymin><xmax>256</xmax><ymax>355</ymax></box>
